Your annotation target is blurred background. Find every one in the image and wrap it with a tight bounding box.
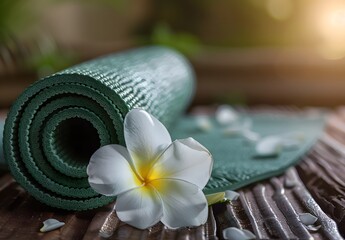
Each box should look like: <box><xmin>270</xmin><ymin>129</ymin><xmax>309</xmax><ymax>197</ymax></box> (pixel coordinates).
<box><xmin>1</xmin><ymin>0</ymin><xmax>345</xmax><ymax>108</ymax></box>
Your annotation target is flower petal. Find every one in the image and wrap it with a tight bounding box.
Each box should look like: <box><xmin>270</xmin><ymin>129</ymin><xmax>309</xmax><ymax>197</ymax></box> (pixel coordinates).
<box><xmin>215</xmin><ymin>105</ymin><xmax>239</xmax><ymax>126</ymax></box>
<box><xmin>151</xmin><ymin>137</ymin><xmax>213</xmax><ymax>189</ymax></box>
<box><xmin>255</xmin><ymin>136</ymin><xmax>283</xmax><ymax>157</ymax></box>
<box><xmin>151</xmin><ymin>179</ymin><xmax>208</xmax><ymax>229</ymax></box>
<box><xmin>281</xmin><ymin>139</ymin><xmax>300</xmax><ymax>150</ymax></box>
<box><xmin>284</xmin><ymin>177</ymin><xmax>296</xmax><ymax>188</ymax></box>
<box><xmin>305</xmin><ymin>225</ymin><xmax>321</xmax><ymax>232</ymax></box>
<box><xmin>222</xmin><ymin>227</ymin><xmax>256</xmax><ymax>240</ymax></box>
<box><xmin>225</xmin><ymin>190</ymin><xmax>240</xmax><ymax>201</ymax></box>
<box><xmin>116</xmin><ymin>186</ymin><xmax>163</xmax><ymax>229</ymax></box>
<box><xmin>223</xmin><ymin>127</ymin><xmax>243</xmax><ymax>137</ymax></box>
<box><xmin>87</xmin><ymin>144</ymin><xmax>140</xmax><ymax>196</ymax></box>
<box><xmin>124</xmin><ymin>109</ymin><xmax>172</xmax><ymax>178</ymax></box>
<box><xmin>242</xmin><ymin>130</ymin><xmax>261</xmax><ymax>142</ymax></box>
<box><xmin>299</xmin><ymin>213</ymin><xmax>318</xmax><ymax>225</ymax></box>
<box><xmin>195</xmin><ymin>116</ymin><xmax>212</xmax><ymax>132</ymax></box>
<box><xmin>40</xmin><ymin>219</ymin><xmax>65</xmax><ymax>232</ymax></box>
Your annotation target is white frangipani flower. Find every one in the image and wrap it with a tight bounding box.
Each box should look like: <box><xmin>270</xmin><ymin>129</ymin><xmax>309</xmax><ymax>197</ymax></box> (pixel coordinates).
<box><xmin>87</xmin><ymin>109</ymin><xmax>213</xmax><ymax>229</ymax></box>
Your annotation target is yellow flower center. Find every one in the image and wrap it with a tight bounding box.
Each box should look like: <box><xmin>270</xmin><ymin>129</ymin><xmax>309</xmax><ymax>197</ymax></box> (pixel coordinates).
<box><xmin>130</xmin><ymin>153</ymin><xmax>170</xmax><ymax>195</ymax></box>
<box><xmin>130</xmin><ymin>162</ymin><xmax>168</xmax><ymax>196</ymax></box>
<box><xmin>138</xmin><ymin>165</ymin><xmax>162</xmax><ymax>186</ymax></box>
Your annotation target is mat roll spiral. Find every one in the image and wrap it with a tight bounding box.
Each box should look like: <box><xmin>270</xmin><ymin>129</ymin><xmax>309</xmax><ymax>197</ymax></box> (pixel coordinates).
<box><xmin>3</xmin><ymin>47</ymin><xmax>195</xmax><ymax>210</ymax></box>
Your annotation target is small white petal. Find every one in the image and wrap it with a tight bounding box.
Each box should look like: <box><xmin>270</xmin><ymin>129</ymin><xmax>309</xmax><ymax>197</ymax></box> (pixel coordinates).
<box><xmin>242</xmin><ymin>229</ymin><xmax>256</xmax><ymax>239</ymax></box>
<box><xmin>215</xmin><ymin>105</ymin><xmax>239</xmax><ymax>125</ymax></box>
<box><xmin>225</xmin><ymin>190</ymin><xmax>240</xmax><ymax>201</ymax></box>
<box><xmin>124</xmin><ymin>109</ymin><xmax>172</xmax><ymax>178</ymax></box>
<box><xmin>195</xmin><ymin>116</ymin><xmax>212</xmax><ymax>132</ymax></box>
<box><xmin>223</xmin><ymin>227</ymin><xmax>255</xmax><ymax>240</ymax></box>
<box><xmin>152</xmin><ymin>138</ymin><xmax>213</xmax><ymax>189</ymax></box>
<box><xmin>296</xmin><ymin>133</ymin><xmax>305</xmax><ymax>141</ymax></box>
<box><xmin>242</xmin><ymin>118</ymin><xmax>253</xmax><ymax>130</ymax></box>
<box><xmin>282</xmin><ymin>131</ymin><xmax>305</xmax><ymax>141</ymax></box>
<box><xmin>153</xmin><ymin>179</ymin><xmax>208</xmax><ymax>229</ymax></box>
<box><xmin>243</xmin><ymin>130</ymin><xmax>261</xmax><ymax>142</ymax></box>
<box><xmin>40</xmin><ymin>219</ymin><xmax>65</xmax><ymax>232</ymax></box>
<box><xmin>305</xmin><ymin>225</ymin><xmax>321</xmax><ymax>232</ymax></box>
<box><xmin>255</xmin><ymin>136</ymin><xmax>283</xmax><ymax>157</ymax></box>
<box><xmin>299</xmin><ymin>213</ymin><xmax>318</xmax><ymax>225</ymax></box>
<box><xmin>284</xmin><ymin>177</ymin><xmax>296</xmax><ymax>188</ymax></box>
<box><xmin>223</xmin><ymin>127</ymin><xmax>243</xmax><ymax>137</ymax></box>
<box><xmin>281</xmin><ymin>139</ymin><xmax>300</xmax><ymax>150</ymax></box>
<box><xmin>87</xmin><ymin>144</ymin><xmax>140</xmax><ymax>196</ymax></box>
<box><xmin>116</xmin><ymin>186</ymin><xmax>163</xmax><ymax>229</ymax></box>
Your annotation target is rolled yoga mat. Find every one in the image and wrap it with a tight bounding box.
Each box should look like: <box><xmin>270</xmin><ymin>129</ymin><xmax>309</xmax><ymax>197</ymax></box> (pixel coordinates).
<box><xmin>3</xmin><ymin>47</ymin><xmax>195</xmax><ymax>210</ymax></box>
<box><xmin>0</xmin><ymin>119</ymin><xmax>4</xmax><ymax>168</ymax></box>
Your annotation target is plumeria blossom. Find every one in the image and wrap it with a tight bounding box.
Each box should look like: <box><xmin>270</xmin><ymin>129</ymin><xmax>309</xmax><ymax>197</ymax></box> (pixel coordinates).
<box><xmin>87</xmin><ymin>109</ymin><xmax>213</xmax><ymax>229</ymax></box>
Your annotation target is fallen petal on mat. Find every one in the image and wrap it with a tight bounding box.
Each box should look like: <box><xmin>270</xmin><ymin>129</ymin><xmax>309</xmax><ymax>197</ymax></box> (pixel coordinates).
<box><xmin>215</xmin><ymin>105</ymin><xmax>239</xmax><ymax>126</ymax></box>
<box><xmin>255</xmin><ymin>132</ymin><xmax>304</xmax><ymax>158</ymax></box>
<box><xmin>255</xmin><ymin>136</ymin><xmax>283</xmax><ymax>157</ymax></box>
<box><xmin>242</xmin><ymin>130</ymin><xmax>261</xmax><ymax>142</ymax></box>
<box><xmin>195</xmin><ymin>116</ymin><xmax>213</xmax><ymax>132</ymax></box>
<box><xmin>87</xmin><ymin>108</ymin><xmax>213</xmax><ymax>229</ymax></box>
<box><xmin>223</xmin><ymin>126</ymin><xmax>244</xmax><ymax>137</ymax></box>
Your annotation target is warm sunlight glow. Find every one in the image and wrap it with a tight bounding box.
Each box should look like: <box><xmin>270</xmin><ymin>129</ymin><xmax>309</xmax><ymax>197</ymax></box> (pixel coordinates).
<box><xmin>311</xmin><ymin>1</ymin><xmax>345</xmax><ymax>59</ymax></box>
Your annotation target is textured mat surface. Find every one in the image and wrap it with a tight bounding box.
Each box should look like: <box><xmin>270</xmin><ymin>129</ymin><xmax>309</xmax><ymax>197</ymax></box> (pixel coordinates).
<box><xmin>171</xmin><ymin>113</ymin><xmax>325</xmax><ymax>194</ymax></box>
<box><xmin>0</xmin><ymin>120</ymin><xmax>4</xmax><ymax>168</ymax></box>
<box><xmin>3</xmin><ymin>47</ymin><xmax>195</xmax><ymax>210</ymax></box>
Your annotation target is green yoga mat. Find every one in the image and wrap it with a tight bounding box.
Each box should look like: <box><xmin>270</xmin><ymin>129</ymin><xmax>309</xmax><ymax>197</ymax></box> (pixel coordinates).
<box><xmin>171</xmin><ymin>113</ymin><xmax>325</xmax><ymax>194</ymax></box>
<box><xmin>3</xmin><ymin>47</ymin><xmax>195</xmax><ymax>210</ymax></box>
<box><xmin>0</xmin><ymin>120</ymin><xmax>4</xmax><ymax>168</ymax></box>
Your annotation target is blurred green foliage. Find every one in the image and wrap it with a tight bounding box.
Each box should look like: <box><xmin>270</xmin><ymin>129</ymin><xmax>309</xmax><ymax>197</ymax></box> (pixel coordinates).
<box><xmin>28</xmin><ymin>50</ymin><xmax>77</xmax><ymax>78</ymax></box>
<box><xmin>49</xmin><ymin>0</ymin><xmax>127</xmax><ymax>10</ymax></box>
<box><xmin>0</xmin><ymin>0</ymin><xmax>321</xmax><ymax>66</ymax></box>
<box><xmin>150</xmin><ymin>23</ymin><xmax>201</xmax><ymax>56</ymax></box>
<box><xmin>0</xmin><ymin>0</ymin><xmax>34</xmax><ymax>42</ymax></box>
<box><xmin>143</xmin><ymin>0</ymin><xmax>314</xmax><ymax>49</ymax></box>
<box><xmin>0</xmin><ymin>0</ymin><xmax>78</xmax><ymax>74</ymax></box>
